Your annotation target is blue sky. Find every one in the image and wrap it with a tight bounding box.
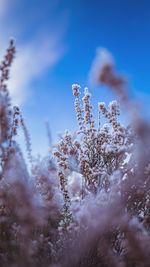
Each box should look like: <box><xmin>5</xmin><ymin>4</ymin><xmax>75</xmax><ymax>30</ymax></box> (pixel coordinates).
<box><xmin>0</xmin><ymin>0</ymin><xmax>150</xmax><ymax>158</ymax></box>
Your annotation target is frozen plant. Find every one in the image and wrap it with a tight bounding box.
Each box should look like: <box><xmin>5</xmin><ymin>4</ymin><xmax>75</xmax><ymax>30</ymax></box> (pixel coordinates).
<box><xmin>55</xmin><ymin>85</ymin><xmax>133</xmax><ymax>195</ymax></box>
<box><xmin>1</xmin><ymin>41</ymin><xmax>150</xmax><ymax>267</ymax></box>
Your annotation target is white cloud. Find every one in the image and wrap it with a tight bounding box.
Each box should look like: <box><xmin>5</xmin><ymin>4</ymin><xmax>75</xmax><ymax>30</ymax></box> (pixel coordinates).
<box><xmin>0</xmin><ymin>0</ymin><xmax>67</xmax><ymax>105</ymax></box>
<box><xmin>8</xmin><ymin>35</ymin><xmax>65</xmax><ymax>105</ymax></box>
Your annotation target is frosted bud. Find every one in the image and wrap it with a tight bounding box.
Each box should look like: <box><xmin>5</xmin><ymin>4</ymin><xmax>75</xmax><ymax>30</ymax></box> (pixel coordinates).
<box><xmin>72</xmin><ymin>84</ymin><xmax>81</xmax><ymax>96</ymax></box>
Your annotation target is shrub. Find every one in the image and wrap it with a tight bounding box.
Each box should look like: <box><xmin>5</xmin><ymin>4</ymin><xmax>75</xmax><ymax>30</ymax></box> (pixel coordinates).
<box><xmin>0</xmin><ymin>41</ymin><xmax>150</xmax><ymax>267</ymax></box>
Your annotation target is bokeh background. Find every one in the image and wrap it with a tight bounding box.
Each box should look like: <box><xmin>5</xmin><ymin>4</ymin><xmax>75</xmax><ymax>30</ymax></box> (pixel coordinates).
<box><xmin>0</xmin><ymin>0</ymin><xmax>150</xmax><ymax>157</ymax></box>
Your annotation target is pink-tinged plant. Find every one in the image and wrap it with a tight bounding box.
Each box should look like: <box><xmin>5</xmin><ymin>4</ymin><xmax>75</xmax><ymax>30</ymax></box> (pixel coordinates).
<box><xmin>1</xmin><ymin>41</ymin><xmax>150</xmax><ymax>267</ymax></box>
<box><xmin>55</xmin><ymin>84</ymin><xmax>132</xmax><ymax>196</ymax></box>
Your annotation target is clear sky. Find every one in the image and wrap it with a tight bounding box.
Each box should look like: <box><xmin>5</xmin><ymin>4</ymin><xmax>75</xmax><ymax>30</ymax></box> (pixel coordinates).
<box><xmin>0</xmin><ymin>0</ymin><xmax>150</xmax><ymax>158</ymax></box>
